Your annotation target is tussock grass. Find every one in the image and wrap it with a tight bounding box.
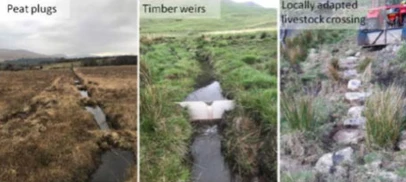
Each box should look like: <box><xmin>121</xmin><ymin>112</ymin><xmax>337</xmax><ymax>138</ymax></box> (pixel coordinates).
<box><xmin>140</xmin><ymin>38</ymin><xmax>200</xmax><ymax>181</ymax></box>
<box><xmin>282</xmin><ymin>30</ymin><xmax>355</xmax><ymax>68</ymax></box>
<box><xmin>358</xmin><ymin>57</ymin><xmax>372</xmax><ymax>73</ymax></box>
<box><xmin>0</xmin><ymin>70</ymin><xmax>103</xmax><ymax>182</ymax></box>
<box><xmin>327</xmin><ymin>58</ymin><xmax>341</xmax><ymax>82</ymax></box>
<box><xmin>365</xmin><ymin>86</ymin><xmax>405</xmax><ymax>149</ymax></box>
<box><xmin>398</xmin><ymin>43</ymin><xmax>406</xmax><ymax>62</ymax></box>
<box><xmin>281</xmin><ymin>94</ymin><xmax>316</xmax><ymax>131</ymax></box>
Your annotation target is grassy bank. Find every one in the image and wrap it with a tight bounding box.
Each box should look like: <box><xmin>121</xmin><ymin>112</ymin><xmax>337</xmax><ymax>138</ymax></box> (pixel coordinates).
<box><xmin>140</xmin><ymin>37</ymin><xmax>201</xmax><ymax>181</ymax></box>
<box><xmin>204</xmin><ymin>32</ymin><xmax>278</xmax><ymax>180</ymax></box>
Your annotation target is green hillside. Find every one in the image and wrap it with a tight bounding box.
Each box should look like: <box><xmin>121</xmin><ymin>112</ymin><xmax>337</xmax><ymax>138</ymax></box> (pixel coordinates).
<box><xmin>140</xmin><ymin>0</ymin><xmax>276</xmax><ymax>35</ymax></box>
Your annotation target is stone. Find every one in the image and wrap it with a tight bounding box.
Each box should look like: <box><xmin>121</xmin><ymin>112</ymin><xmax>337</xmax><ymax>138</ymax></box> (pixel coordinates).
<box><xmin>365</xmin><ymin>160</ymin><xmax>382</xmax><ymax>171</ymax></box>
<box><xmin>343</xmin><ymin>117</ymin><xmax>367</xmax><ymax>129</ymax></box>
<box><xmin>378</xmin><ymin>171</ymin><xmax>399</xmax><ymax>181</ymax></box>
<box><xmin>334</xmin><ymin>147</ymin><xmax>354</xmax><ymax>164</ymax></box>
<box><xmin>333</xmin><ymin>129</ymin><xmax>364</xmax><ymax>145</ymax></box>
<box><xmin>314</xmin><ymin>147</ymin><xmax>354</xmax><ymax>174</ymax></box>
<box><xmin>348</xmin><ymin>106</ymin><xmax>364</xmax><ymax>118</ymax></box>
<box><xmin>355</xmin><ymin>52</ymin><xmax>361</xmax><ymax>57</ymax></box>
<box><xmin>348</xmin><ymin>79</ymin><xmax>361</xmax><ymax>91</ymax></box>
<box><xmin>342</xmin><ymin>69</ymin><xmax>359</xmax><ymax>80</ymax></box>
<box><xmin>339</xmin><ymin>57</ymin><xmax>358</xmax><ymax>69</ymax></box>
<box><xmin>345</xmin><ymin>92</ymin><xmax>371</xmax><ymax>102</ymax></box>
<box><xmin>315</xmin><ymin>153</ymin><xmax>333</xmax><ymax>174</ymax></box>
<box><xmin>345</xmin><ymin>50</ymin><xmax>356</xmax><ymax>56</ymax></box>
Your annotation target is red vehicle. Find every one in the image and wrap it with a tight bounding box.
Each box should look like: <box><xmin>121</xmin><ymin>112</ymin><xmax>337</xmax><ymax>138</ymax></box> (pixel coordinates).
<box><xmin>359</xmin><ymin>0</ymin><xmax>406</xmax><ymax>46</ymax></box>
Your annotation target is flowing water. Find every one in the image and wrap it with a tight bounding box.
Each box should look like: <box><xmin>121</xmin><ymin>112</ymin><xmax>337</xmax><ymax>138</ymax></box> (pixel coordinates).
<box><xmin>185</xmin><ymin>81</ymin><xmax>232</xmax><ymax>182</ymax></box>
<box><xmin>191</xmin><ymin>125</ymin><xmax>231</xmax><ymax>182</ymax></box>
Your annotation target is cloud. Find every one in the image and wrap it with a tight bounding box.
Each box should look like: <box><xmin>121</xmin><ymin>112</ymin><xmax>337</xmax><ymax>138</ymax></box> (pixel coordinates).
<box><xmin>0</xmin><ymin>0</ymin><xmax>138</xmax><ymax>57</ymax></box>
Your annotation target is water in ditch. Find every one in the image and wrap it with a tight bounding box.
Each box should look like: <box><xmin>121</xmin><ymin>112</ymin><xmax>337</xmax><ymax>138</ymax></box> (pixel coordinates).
<box><xmin>186</xmin><ymin>81</ymin><xmax>232</xmax><ymax>182</ymax></box>
<box><xmin>74</xmin><ymin>79</ymin><xmax>134</xmax><ymax>182</ymax></box>
<box><xmin>85</xmin><ymin>106</ymin><xmax>109</xmax><ymax>130</ymax></box>
<box><xmin>90</xmin><ymin>149</ymin><xmax>135</xmax><ymax>182</ymax></box>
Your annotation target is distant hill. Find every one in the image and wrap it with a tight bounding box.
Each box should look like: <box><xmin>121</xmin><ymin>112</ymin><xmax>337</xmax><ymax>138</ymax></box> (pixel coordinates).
<box><xmin>140</xmin><ymin>0</ymin><xmax>276</xmax><ymax>35</ymax></box>
<box><xmin>0</xmin><ymin>49</ymin><xmax>65</xmax><ymax>62</ymax></box>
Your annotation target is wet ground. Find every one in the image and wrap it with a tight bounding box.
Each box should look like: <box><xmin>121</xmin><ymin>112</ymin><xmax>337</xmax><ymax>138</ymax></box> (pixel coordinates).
<box><xmin>74</xmin><ymin>78</ymin><xmax>134</xmax><ymax>182</ymax></box>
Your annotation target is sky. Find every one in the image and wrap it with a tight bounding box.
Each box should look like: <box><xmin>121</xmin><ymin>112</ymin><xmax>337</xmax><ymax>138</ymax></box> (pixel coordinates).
<box><xmin>232</xmin><ymin>0</ymin><xmax>279</xmax><ymax>8</ymax></box>
<box><xmin>0</xmin><ymin>0</ymin><xmax>138</xmax><ymax>57</ymax></box>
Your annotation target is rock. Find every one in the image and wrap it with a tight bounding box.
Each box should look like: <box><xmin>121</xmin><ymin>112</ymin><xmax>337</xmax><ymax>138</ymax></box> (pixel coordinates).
<box><xmin>314</xmin><ymin>147</ymin><xmax>354</xmax><ymax>174</ymax></box>
<box><xmin>365</xmin><ymin>160</ymin><xmax>382</xmax><ymax>171</ymax></box>
<box><xmin>378</xmin><ymin>171</ymin><xmax>399</xmax><ymax>181</ymax></box>
<box><xmin>345</xmin><ymin>50</ymin><xmax>356</xmax><ymax>56</ymax></box>
<box><xmin>332</xmin><ymin>165</ymin><xmax>347</xmax><ymax>178</ymax></box>
<box><xmin>315</xmin><ymin>153</ymin><xmax>333</xmax><ymax>174</ymax></box>
<box><xmin>333</xmin><ymin>129</ymin><xmax>364</xmax><ymax>145</ymax></box>
<box><xmin>307</xmin><ymin>49</ymin><xmax>318</xmax><ymax>61</ymax></box>
<box><xmin>339</xmin><ymin>57</ymin><xmax>358</xmax><ymax>69</ymax></box>
<box><xmin>334</xmin><ymin>147</ymin><xmax>354</xmax><ymax>164</ymax></box>
<box><xmin>343</xmin><ymin>117</ymin><xmax>367</xmax><ymax>129</ymax></box>
<box><xmin>355</xmin><ymin>52</ymin><xmax>361</xmax><ymax>57</ymax></box>
<box><xmin>348</xmin><ymin>106</ymin><xmax>364</xmax><ymax>118</ymax></box>
<box><xmin>348</xmin><ymin>79</ymin><xmax>361</xmax><ymax>91</ymax></box>
<box><xmin>397</xmin><ymin>131</ymin><xmax>406</xmax><ymax>150</ymax></box>
<box><xmin>345</xmin><ymin>92</ymin><xmax>371</xmax><ymax>102</ymax></box>
<box><xmin>342</xmin><ymin>69</ymin><xmax>359</xmax><ymax>80</ymax></box>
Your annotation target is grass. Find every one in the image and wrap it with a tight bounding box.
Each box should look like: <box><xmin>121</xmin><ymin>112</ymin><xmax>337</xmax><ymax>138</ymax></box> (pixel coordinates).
<box><xmin>281</xmin><ymin>94</ymin><xmax>316</xmax><ymax>131</ymax></box>
<box><xmin>0</xmin><ymin>69</ymin><xmax>100</xmax><ymax>181</ymax></box>
<box><xmin>281</xmin><ymin>171</ymin><xmax>316</xmax><ymax>182</ymax></box>
<box><xmin>0</xmin><ymin>70</ymin><xmax>67</xmax><ymax>119</ymax></box>
<box><xmin>365</xmin><ymin>85</ymin><xmax>405</xmax><ymax>149</ymax></box>
<box><xmin>140</xmin><ymin>37</ymin><xmax>200</xmax><ymax>181</ymax></box>
<box><xmin>141</xmin><ymin>0</ymin><xmax>276</xmax><ymax>36</ymax></box>
<box><xmin>358</xmin><ymin>57</ymin><xmax>373</xmax><ymax>73</ymax></box>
